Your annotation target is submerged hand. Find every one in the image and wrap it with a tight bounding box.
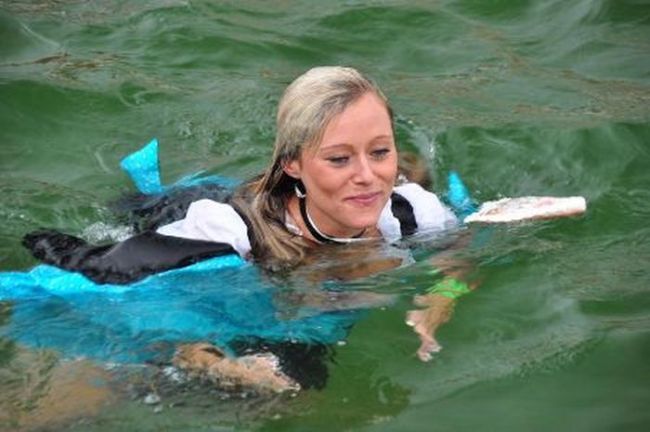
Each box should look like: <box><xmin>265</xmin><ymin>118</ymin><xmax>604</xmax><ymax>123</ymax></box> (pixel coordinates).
<box><xmin>406</xmin><ymin>308</ymin><xmax>441</xmax><ymax>361</ymax></box>
<box><xmin>405</xmin><ymin>294</ymin><xmax>454</xmax><ymax>362</ymax></box>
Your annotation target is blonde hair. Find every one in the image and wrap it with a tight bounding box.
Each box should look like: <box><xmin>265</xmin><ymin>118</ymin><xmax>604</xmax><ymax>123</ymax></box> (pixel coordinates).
<box><xmin>231</xmin><ymin>66</ymin><xmax>393</xmax><ymax>269</ymax></box>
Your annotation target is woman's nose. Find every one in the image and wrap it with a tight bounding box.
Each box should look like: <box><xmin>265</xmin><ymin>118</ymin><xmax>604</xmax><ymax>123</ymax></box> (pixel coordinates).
<box><xmin>352</xmin><ymin>155</ymin><xmax>374</xmax><ymax>184</ymax></box>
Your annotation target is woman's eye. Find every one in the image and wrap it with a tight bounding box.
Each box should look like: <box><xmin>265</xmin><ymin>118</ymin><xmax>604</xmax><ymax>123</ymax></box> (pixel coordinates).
<box><xmin>327</xmin><ymin>156</ymin><xmax>349</xmax><ymax>166</ymax></box>
<box><xmin>371</xmin><ymin>148</ymin><xmax>391</xmax><ymax>159</ymax></box>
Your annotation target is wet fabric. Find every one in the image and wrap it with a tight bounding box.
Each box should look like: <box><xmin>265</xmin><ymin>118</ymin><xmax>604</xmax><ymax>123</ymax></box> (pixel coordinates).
<box><xmin>23</xmin><ymin>229</ymin><xmax>237</xmax><ymax>284</ymax></box>
<box><xmin>0</xmin><ymin>258</ymin><xmax>361</xmax><ymax>363</ymax></box>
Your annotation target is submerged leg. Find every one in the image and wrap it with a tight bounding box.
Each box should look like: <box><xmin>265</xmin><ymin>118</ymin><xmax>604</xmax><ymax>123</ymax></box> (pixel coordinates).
<box><xmin>172</xmin><ymin>343</ymin><xmax>300</xmax><ymax>394</ymax></box>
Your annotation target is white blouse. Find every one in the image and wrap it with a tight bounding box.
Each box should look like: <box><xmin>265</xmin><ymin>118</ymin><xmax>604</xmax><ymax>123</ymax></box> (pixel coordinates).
<box><xmin>156</xmin><ymin>183</ymin><xmax>458</xmax><ymax>258</ymax></box>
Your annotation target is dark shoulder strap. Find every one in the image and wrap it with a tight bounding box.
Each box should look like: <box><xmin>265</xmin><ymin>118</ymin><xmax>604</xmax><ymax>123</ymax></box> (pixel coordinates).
<box><xmin>390</xmin><ymin>192</ymin><xmax>418</xmax><ymax>237</ymax></box>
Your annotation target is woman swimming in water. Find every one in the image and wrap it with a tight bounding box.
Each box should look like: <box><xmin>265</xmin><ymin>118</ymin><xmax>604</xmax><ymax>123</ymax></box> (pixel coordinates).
<box><xmin>24</xmin><ymin>66</ymin><xmax>474</xmax><ymax>389</ymax></box>
<box><xmin>165</xmin><ymin>66</ymin><xmax>469</xmax><ymax>358</ymax></box>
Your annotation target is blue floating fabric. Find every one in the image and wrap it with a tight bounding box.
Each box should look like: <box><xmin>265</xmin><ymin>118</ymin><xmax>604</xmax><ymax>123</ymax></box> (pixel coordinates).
<box><xmin>446</xmin><ymin>171</ymin><xmax>477</xmax><ymax>220</ymax></box>
<box><xmin>0</xmin><ymin>256</ymin><xmax>362</xmax><ymax>363</ymax></box>
<box><xmin>120</xmin><ymin>138</ymin><xmax>242</xmax><ymax>194</ymax></box>
<box><xmin>120</xmin><ymin>138</ymin><xmax>164</xmax><ymax>194</ymax></box>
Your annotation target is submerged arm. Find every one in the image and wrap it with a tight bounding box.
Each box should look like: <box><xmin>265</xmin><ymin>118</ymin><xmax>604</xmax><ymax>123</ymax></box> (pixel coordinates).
<box><xmin>407</xmin><ymin>238</ymin><xmax>479</xmax><ymax>361</ymax></box>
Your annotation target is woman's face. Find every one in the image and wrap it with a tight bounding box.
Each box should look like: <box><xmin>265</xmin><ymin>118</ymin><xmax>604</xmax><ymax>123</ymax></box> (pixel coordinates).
<box><xmin>284</xmin><ymin>91</ymin><xmax>398</xmax><ymax>237</ymax></box>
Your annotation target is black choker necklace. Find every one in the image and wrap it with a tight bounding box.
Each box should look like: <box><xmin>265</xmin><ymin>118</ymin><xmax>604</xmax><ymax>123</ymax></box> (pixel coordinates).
<box><xmin>298</xmin><ymin>197</ymin><xmax>366</xmax><ymax>244</ymax></box>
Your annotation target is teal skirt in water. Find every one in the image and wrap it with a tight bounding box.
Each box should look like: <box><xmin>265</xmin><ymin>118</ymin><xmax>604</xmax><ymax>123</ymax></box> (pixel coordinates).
<box><xmin>0</xmin><ymin>258</ymin><xmax>361</xmax><ymax>363</ymax></box>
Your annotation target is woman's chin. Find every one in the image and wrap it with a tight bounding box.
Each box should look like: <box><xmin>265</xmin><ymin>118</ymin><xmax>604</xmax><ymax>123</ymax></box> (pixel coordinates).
<box><xmin>340</xmin><ymin>217</ymin><xmax>379</xmax><ymax>235</ymax></box>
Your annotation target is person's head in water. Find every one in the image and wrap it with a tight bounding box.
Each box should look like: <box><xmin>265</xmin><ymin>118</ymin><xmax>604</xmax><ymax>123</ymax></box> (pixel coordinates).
<box><xmin>233</xmin><ymin>66</ymin><xmax>397</xmax><ymax>267</ymax></box>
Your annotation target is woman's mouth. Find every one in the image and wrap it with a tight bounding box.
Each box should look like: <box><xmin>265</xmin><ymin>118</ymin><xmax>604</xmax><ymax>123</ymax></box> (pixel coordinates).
<box><xmin>345</xmin><ymin>192</ymin><xmax>381</xmax><ymax>206</ymax></box>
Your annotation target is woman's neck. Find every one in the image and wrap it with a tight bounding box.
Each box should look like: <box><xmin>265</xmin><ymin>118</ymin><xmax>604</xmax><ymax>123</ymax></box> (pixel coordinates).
<box><xmin>286</xmin><ymin>196</ymin><xmax>376</xmax><ymax>244</ymax></box>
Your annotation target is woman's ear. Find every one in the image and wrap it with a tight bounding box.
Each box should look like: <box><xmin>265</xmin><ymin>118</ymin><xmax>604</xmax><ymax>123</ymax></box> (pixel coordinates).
<box><xmin>282</xmin><ymin>158</ymin><xmax>302</xmax><ymax>179</ymax></box>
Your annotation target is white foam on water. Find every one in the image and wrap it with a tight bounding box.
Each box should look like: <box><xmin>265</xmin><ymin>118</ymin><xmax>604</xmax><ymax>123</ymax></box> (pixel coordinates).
<box><xmin>82</xmin><ymin>222</ymin><xmax>133</xmax><ymax>243</ymax></box>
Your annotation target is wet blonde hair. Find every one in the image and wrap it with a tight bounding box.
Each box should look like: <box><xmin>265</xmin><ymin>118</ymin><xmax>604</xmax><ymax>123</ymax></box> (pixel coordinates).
<box><xmin>231</xmin><ymin>66</ymin><xmax>393</xmax><ymax>269</ymax></box>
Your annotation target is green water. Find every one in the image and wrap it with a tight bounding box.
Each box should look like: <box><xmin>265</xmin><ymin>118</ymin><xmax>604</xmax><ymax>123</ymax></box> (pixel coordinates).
<box><xmin>1</xmin><ymin>0</ymin><xmax>649</xmax><ymax>430</ymax></box>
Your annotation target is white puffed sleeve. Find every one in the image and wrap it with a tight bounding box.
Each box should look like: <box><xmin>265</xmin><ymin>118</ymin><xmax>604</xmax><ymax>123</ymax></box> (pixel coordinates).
<box><xmin>378</xmin><ymin>199</ymin><xmax>402</xmax><ymax>242</ymax></box>
<box><xmin>156</xmin><ymin>199</ymin><xmax>251</xmax><ymax>257</ymax></box>
<box><xmin>378</xmin><ymin>183</ymin><xmax>458</xmax><ymax>240</ymax></box>
<box><xmin>394</xmin><ymin>183</ymin><xmax>458</xmax><ymax>232</ymax></box>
